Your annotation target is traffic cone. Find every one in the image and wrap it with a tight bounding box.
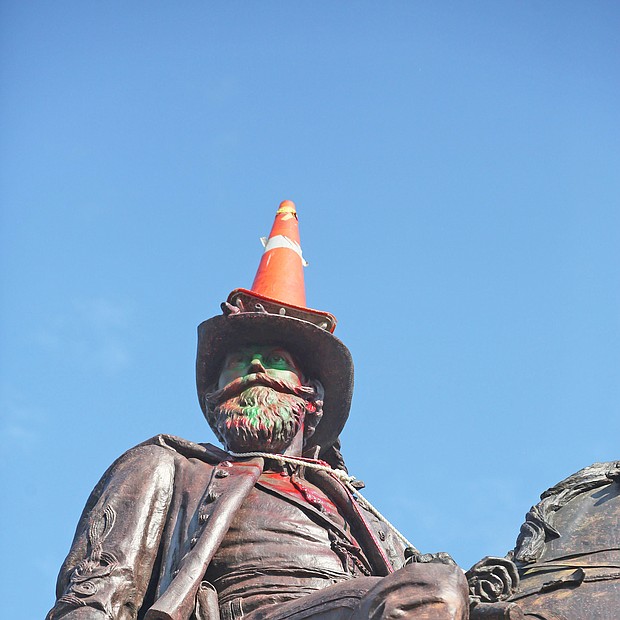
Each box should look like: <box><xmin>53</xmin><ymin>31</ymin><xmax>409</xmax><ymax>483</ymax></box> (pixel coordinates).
<box><xmin>226</xmin><ymin>200</ymin><xmax>337</xmax><ymax>333</ymax></box>
<box><xmin>251</xmin><ymin>199</ymin><xmax>307</xmax><ymax>307</ymax></box>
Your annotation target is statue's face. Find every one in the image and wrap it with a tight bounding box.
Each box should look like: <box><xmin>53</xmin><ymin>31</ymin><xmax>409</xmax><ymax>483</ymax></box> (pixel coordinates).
<box><xmin>205</xmin><ymin>345</ymin><xmax>316</xmax><ymax>454</ymax></box>
<box><xmin>218</xmin><ymin>346</ymin><xmax>303</xmax><ymax>390</ymax></box>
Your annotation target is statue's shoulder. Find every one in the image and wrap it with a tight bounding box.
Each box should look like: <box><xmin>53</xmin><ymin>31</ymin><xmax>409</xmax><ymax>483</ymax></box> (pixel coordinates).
<box><xmin>100</xmin><ymin>434</ymin><xmax>228</xmax><ymax>477</ymax></box>
<box><xmin>81</xmin><ymin>435</ymin><xmax>229</xmax><ymax>517</ymax></box>
<box><xmin>133</xmin><ymin>433</ymin><xmax>229</xmax><ymax>464</ymax></box>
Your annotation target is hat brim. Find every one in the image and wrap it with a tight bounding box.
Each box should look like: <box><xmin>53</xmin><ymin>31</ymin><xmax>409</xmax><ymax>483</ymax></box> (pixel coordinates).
<box><xmin>196</xmin><ymin>313</ymin><xmax>353</xmax><ymax>452</ymax></box>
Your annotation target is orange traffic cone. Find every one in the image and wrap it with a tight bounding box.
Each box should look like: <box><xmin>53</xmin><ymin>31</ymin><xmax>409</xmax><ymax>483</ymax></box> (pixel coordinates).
<box><xmin>251</xmin><ymin>199</ymin><xmax>307</xmax><ymax>307</ymax></box>
<box><xmin>227</xmin><ymin>200</ymin><xmax>337</xmax><ymax>333</ymax></box>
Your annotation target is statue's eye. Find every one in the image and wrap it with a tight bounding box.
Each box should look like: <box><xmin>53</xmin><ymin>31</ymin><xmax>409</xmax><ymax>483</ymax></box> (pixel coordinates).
<box><xmin>266</xmin><ymin>353</ymin><xmax>287</xmax><ymax>368</ymax></box>
<box><xmin>227</xmin><ymin>354</ymin><xmax>248</xmax><ymax>368</ymax></box>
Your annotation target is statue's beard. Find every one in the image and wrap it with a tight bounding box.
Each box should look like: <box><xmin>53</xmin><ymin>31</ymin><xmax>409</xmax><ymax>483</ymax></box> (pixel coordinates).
<box><xmin>206</xmin><ymin>380</ymin><xmax>315</xmax><ymax>453</ymax></box>
<box><xmin>204</xmin><ymin>373</ymin><xmax>324</xmax><ymax>453</ymax></box>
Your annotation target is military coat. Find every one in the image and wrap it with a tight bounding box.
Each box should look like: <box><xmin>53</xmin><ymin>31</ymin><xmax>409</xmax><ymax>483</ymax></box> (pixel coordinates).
<box><xmin>47</xmin><ymin>435</ymin><xmax>408</xmax><ymax>620</ymax></box>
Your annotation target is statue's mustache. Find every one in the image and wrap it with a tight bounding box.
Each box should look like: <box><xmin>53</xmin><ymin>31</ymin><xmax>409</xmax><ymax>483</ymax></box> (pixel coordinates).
<box><xmin>205</xmin><ymin>373</ymin><xmax>316</xmax><ymax>409</ymax></box>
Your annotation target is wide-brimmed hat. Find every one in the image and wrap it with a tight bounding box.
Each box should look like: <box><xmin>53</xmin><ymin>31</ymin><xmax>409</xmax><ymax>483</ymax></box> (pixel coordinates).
<box><xmin>196</xmin><ymin>200</ymin><xmax>353</xmax><ymax>452</ymax></box>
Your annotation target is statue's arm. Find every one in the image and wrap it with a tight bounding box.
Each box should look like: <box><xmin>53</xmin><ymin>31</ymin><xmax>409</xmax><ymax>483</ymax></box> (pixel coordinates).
<box><xmin>355</xmin><ymin>502</ymin><xmax>463</xmax><ymax>570</ymax></box>
<box><xmin>47</xmin><ymin>444</ymin><xmax>176</xmax><ymax>620</ymax></box>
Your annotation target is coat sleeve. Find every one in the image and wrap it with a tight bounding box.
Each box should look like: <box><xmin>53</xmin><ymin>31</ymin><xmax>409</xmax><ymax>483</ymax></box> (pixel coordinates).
<box><xmin>47</xmin><ymin>444</ymin><xmax>177</xmax><ymax>620</ymax></box>
<box><xmin>355</xmin><ymin>502</ymin><xmax>410</xmax><ymax>571</ymax></box>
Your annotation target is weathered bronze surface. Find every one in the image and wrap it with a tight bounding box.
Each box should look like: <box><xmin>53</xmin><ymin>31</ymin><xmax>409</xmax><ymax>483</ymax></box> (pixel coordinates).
<box><xmin>47</xmin><ymin>335</ymin><xmax>469</xmax><ymax>620</ymax></box>
<box><xmin>467</xmin><ymin>462</ymin><xmax>620</xmax><ymax>619</ymax></box>
<box><xmin>47</xmin><ymin>203</ymin><xmax>618</xmax><ymax>619</ymax></box>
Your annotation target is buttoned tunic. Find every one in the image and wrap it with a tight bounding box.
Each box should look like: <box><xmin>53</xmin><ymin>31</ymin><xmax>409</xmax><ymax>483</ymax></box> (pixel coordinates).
<box><xmin>208</xmin><ymin>472</ymin><xmax>373</xmax><ymax>616</ymax></box>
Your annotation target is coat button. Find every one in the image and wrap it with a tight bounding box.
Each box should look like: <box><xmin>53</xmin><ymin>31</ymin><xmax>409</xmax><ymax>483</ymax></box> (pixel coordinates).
<box><xmin>190</xmin><ymin>537</ymin><xmax>198</xmax><ymax>547</ymax></box>
<box><xmin>199</xmin><ymin>513</ymin><xmax>209</xmax><ymax>523</ymax></box>
<box><xmin>206</xmin><ymin>490</ymin><xmax>220</xmax><ymax>503</ymax></box>
<box><xmin>215</xmin><ymin>469</ymin><xmax>230</xmax><ymax>478</ymax></box>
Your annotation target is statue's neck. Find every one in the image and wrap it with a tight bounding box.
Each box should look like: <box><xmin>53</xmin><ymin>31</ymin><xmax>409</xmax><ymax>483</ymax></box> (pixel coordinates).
<box><xmin>225</xmin><ymin>423</ymin><xmax>306</xmax><ymax>459</ymax></box>
<box><xmin>281</xmin><ymin>423</ymin><xmax>304</xmax><ymax>457</ymax></box>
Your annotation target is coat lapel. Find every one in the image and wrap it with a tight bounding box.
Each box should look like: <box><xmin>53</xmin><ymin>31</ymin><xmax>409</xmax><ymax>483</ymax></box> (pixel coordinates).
<box><xmin>307</xmin><ymin>470</ymin><xmax>395</xmax><ymax>576</ymax></box>
<box><xmin>147</xmin><ymin>457</ymin><xmax>264</xmax><ymax>620</ymax></box>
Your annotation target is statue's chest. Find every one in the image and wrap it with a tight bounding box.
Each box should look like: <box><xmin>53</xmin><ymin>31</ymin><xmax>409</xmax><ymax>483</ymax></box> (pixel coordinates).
<box><xmin>206</xmin><ymin>473</ymin><xmax>357</xmax><ymax>584</ymax></box>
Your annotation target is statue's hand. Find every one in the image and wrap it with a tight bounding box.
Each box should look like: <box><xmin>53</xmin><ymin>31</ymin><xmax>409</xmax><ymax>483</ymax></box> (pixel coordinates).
<box><xmin>404</xmin><ymin>548</ymin><xmax>457</xmax><ymax>566</ymax></box>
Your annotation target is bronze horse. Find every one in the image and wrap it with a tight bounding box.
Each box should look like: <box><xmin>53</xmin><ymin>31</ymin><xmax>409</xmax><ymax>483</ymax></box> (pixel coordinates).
<box><xmin>467</xmin><ymin>461</ymin><xmax>620</xmax><ymax>619</ymax></box>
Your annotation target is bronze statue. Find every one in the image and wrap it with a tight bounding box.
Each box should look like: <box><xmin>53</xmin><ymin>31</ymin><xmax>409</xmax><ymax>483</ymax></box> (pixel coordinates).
<box><xmin>47</xmin><ymin>201</ymin><xmax>469</xmax><ymax>620</ymax></box>
<box><xmin>48</xmin><ymin>201</ymin><xmax>620</xmax><ymax>620</ymax></box>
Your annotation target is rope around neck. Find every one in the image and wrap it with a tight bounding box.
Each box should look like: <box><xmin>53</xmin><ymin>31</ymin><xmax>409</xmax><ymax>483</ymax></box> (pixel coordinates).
<box><xmin>229</xmin><ymin>450</ymin><xmax>419</xmax><ymax>554</ymax></box>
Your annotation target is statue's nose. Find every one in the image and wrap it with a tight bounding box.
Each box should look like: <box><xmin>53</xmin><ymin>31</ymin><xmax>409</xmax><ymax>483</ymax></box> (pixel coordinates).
<box><xmin>249</xmin><ymin>357</ymin><xmax>266</xmax><ymax>373</ymax></box>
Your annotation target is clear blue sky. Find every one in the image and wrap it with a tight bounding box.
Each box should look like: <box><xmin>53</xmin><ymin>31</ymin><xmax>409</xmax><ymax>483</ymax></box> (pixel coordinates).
<box><xmin>1</xmin><ymin>2</ymin><xmax>619</xmax><ymax>617</ymax></box>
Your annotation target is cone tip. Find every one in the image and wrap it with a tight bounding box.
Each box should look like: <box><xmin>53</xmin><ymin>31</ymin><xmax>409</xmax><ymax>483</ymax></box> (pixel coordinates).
<box><xmin>277</xmin><ymin>199</ymin><xmax>297</xmax><ymax>215</ymax></box>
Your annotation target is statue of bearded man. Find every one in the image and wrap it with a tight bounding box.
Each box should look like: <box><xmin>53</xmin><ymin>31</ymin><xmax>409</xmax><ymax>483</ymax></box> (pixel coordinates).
<box><xmin>47</xmin><ymin>202</ymin><xmax>469</xmax><ymax>620</ymax></box>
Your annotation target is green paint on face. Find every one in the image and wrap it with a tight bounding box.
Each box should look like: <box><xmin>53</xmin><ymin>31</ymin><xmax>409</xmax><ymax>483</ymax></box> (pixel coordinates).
<box><xmin>218</xmin><ymin>346</ymin><xmax>303</xmax><ymax>390</ymax></box>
